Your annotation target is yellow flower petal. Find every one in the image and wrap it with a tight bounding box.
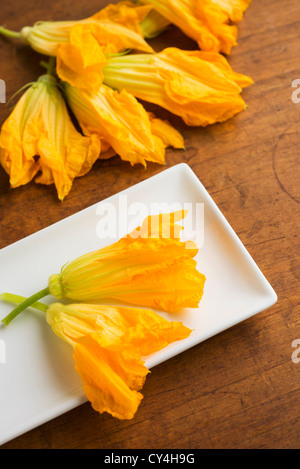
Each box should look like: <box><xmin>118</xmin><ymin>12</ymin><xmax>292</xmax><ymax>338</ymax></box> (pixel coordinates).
<box><xmin>65</xmin><ymin>83</ymin><xmax>183</xmax><ymax>166</ymax></box>
<box><xmin>46</xmin><ymin>302</ymin><xmax>192</xmax><ymax>419</ymax></box>
<box><xmin>19</xmin><ymin>3</ymin><xmax>154</xmax><ymax>57</ymax></box>
<box><xmin>56</xmin><ymin>18</ymin><xmax>154</xmax><ymax>93</ymax></box>
<box><xmin>56</xmin><ymin>25</ymin><xmax>108</xmax><ymax>92</ymax></box>
<box><xmin>46</xmin><ymin>302</ymin><xmax>192</xmax><ymax>355</ymax></box>
<box><xmin>117</xmin><ymin>306</ymin><xmax>192</xmax><ymax>356</ymax></box>
<box><xmin>148</xmin><ymin>113</ymin><xmax>185</xmax><ymax>149</ymax></box>
<box><xmin>99</xmin><ymin>254</ymin><xmax>205</xmax><ymax>312</ymax></box>
<box><xmin>139</xmin><ymin>0</ymin><xmax>251</xmax><ymax>54</ymax></box>
<box><xmin>0</xmin><ymin>87</ymin><xmax>41</xmax><ymax>187</ymax></box>
<box><xmin>0</xmin><ymin>74</ymin><xmax>100</xmax><ymax>200</ymax></box>
<box><xmin>91</xmin><ymin>1</ymin><xmax>154</xmax><ymax>34</ymax></box>
<box><xmin>48</xmin><ymin>211</ymin><xmax>205</xmax><ymax>312</ymax></box>
<box><xmin>82</xmin><ymin>19</ymin><xmax>154</xmax><ymax>54</ymax></box>
<box><xmin>210</xmin><ymin>0</ymin><xmax>251</xmax><ymax>22</ymax></box>
<box><xmin>125</xmin><ymin>210</ymin><xmax>189</xmax><ymax>242</ymax></box>
<box><xmin>74</xmin><ymin>334</ymin><xmax>147</xmax><ymax>419</ymax></box>
<box><xmin>48</xmin><ymin>237</ymin><xmax>204</xmax><ymax>310</ymax></box>
<box><xmin>185</xmin><ymin>50</ymin><xmax>254</xmax><ymax>89</ymax></box>
<box><xmin>103</xmin><ymin>47</ymin><xmax>253</xmax><ymax>126</ymax></box>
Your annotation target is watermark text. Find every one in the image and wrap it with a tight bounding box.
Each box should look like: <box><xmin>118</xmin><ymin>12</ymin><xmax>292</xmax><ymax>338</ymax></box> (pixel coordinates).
<box><xmin>0</xmin><ymin>79</ymin><xmax>6</xmax><ymax>104</ymax></box>
<box><xmin>96</xmin><ymin>196</ymin><xmax>205</xmax><ymax>249</ymax></box>
<box><xmin>291</xmin><ymin>79</ymin><xmax>300</xmax><ymax>104</ymax></box>
<box><xmin>291</xmin><ymin>339</ymin><xmax>300</xmax><ymax>364</ymax></box>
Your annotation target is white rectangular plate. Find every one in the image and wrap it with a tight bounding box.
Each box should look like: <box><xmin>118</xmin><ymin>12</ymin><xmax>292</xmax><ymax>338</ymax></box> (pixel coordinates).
<box><xmin>0</xmin><ymin>163</ymin><xmax>277</xmax><ymax>445</ymax></box>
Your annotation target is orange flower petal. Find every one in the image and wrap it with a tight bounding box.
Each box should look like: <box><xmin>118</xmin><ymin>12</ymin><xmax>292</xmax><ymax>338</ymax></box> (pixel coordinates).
<box><xmin>101</xmin><ymin>255</ymin><xmax>205</xmax><ymax>312</ymax></box>
<box><xmin>46</xmin><ymin>302</ymin><xmax>192</xmax><ymax>356</ymax></box>
<box><xmin>129</xmin><ymin>210</ymin><xmax>188</xmax><ymax>241</ymax></box>
<box><xmin>0</xmin><ymin>75</ymin><xmax>100</xmax><ymax>200</ymax></box>
<box><xmin>148</xmin><ymin>113</ymin><xmax>185</xmax><ymax>150</ymax></box>
<box><xmin>114</xmin><ymin>306</ymin><xmax>192</xmax><ymax>356</ymax></box>
<box><xmin>46</xmin><ymin>302</ymin><xmax>192</xmax><ymax>419</ymax></box>
<box><xmin>139</xmin><ymin>0</ymin><xmax>251</xmax><ymax>54</ymax></box>
<box><xmin>56</xmin><ymin>25</ymin><xmax>108</xmax><ymax>92</ymax></box>
<box><xmin>65</xmin><ymin>84</ymin><xmax>183</xmax><ymax>167</ymax></box>
<box><xmin>56</xmin><ymin>18</ymin><xmax>154</xmax><ymax>92</ymax></box>
<box><xmin>210</xmin><ymin>0</ymin><xmax>251</xmax><ymax>22</ymax></box>
<box><xmin>103</xmin><ymin>47</ymin><xmax>253</xmax><ymax>126</ymax></box>
<box><xmin>20</xmin><ymin>2</ymin><xmax>154</xmax><ymax>58</ymax></box>
<box><xmin>48</xmin><ymin>211</ymin><xmax>205</xmax><ymax>311</ymax></box>
<box><xmin>91</xmin><ymin>1</ymin><xmax>154</xmax><ymax>34</ymax></box>
<box><xmin>74</xmin><ymin>334</ymin><xmax>148</xmax><ymax>420</ymax></box>
<box><xmin>0</xmin><ymin>87</ymin><xmax>40</xmax><ymax>187</ymax></box>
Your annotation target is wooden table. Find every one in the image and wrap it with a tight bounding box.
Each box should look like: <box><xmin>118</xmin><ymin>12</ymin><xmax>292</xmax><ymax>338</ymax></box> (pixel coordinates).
<box><xmin>0</xmin><ymin>0</ymin><xmax>299</xmax><ymax>450</ymax></box>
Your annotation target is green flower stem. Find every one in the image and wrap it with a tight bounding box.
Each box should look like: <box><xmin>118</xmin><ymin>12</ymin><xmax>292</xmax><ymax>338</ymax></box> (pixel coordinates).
<box><xmin>46</xmin><ymin>56</ymin><xmax>56</xmax><ymax>76</ymax></box>
<box><xmin>0</xmin><ymin>293</ymin><xmax>48</xmax><ymax>313</ymax></box>
<box><xmin>1</xmin><ymin>287</ymin><xmax>50</xmax><ymax>326</ymax></box>
<box><xmin>0</xmin><ymin>26</ymin><xmax>21</xmax><ymax>40</ymax></box>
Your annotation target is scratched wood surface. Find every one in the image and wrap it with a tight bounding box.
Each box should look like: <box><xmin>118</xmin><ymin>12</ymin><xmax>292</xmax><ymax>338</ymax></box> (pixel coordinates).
<box><xmin>0</xmin><ymin>0</ymin><xmax>299</xmax><ymax>449</ymax></box>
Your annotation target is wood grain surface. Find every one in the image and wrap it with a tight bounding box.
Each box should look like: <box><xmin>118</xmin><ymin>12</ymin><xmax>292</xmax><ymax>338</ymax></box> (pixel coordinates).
<box><xmin>0</xmin><ymin>0</ymin><xmax>299</xmax><ymax>449</ymax></box>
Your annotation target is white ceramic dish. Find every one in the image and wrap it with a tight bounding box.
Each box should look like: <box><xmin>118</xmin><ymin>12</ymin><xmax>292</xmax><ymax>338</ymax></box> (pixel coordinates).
<box><xmin>0</xmin><ymin>163</ymin><xmax>277</xmax><ymax>445</ymax></box>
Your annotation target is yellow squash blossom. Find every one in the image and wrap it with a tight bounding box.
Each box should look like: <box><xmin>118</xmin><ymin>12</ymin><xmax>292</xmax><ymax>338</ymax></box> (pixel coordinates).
<box><xmin>46</xmin><ymin>302</ymin><xmax>192</xmax><ymax>419</ymax></box>
<box><xmin>100</xmin><ymin>47</ymin><xmax>253</xmax><ymax>126</ymax></box>
<box><xmin>0</xmin><ymin>3</ymin><xmax>153</xmax><ymax>58</ymax></box>
<box><xmin>0</xmin><ymin>72</ymin><xmax>100</xmax><ymax>201</ymax></box>
<box><xmin>47</xmin><ymin>210</ymin><xmax>205</xmax><ymax>311</ymax></box>
<box><xmin>1</xmin><ymin>211</ymin><xmax>205</xmax><ymax>327</ymax></box>
<box><xmin>63</xmin><ymin>82</ymin><xmax>184</xmax><ymax>167</ymax></box>
<box><xmin>0</xmin><ymin>293</ymin><xmax>192</xmax><ymax>419</ymax></box>
<box><xmin>139</xmin><ymin>0</ymin><xmax>251</xmax><ymax>54</ymax></box>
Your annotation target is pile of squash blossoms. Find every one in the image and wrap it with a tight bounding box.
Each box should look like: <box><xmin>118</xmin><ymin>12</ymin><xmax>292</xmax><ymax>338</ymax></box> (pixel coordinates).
<box><xmin>0</xmin><ymin>0</ymin><xmax>252</xmax><ymax>201</ymax></box>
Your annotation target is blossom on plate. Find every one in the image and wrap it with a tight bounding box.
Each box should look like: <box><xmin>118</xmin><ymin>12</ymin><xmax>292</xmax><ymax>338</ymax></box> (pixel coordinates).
<box><xmin>139</xmin><ymin>0</ymin><xmax>251</xmax><ymax>54</ymax></box>
<box><xmin>102</xmin><ymin>47</ymin><xmax>253</xmax><ymax>126</ymax></box>
<box><xmin>46</xmin><ymin>302</ymin><xmax>192</xmax><ymax>419</ymax></box>
<box><xmin>0</xmin><ymin>73</ymin><xmax>100</xmax><ymax>200</ymax></box>
<box><xmin>48</xmin><ymin>211</ymin><xmax>206</xmax><ymax>312</ymax></box>
<box><xmin>63</xmin><ymin>82</ymin><xmax>184</xmax><ymax>167</ymax></box>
